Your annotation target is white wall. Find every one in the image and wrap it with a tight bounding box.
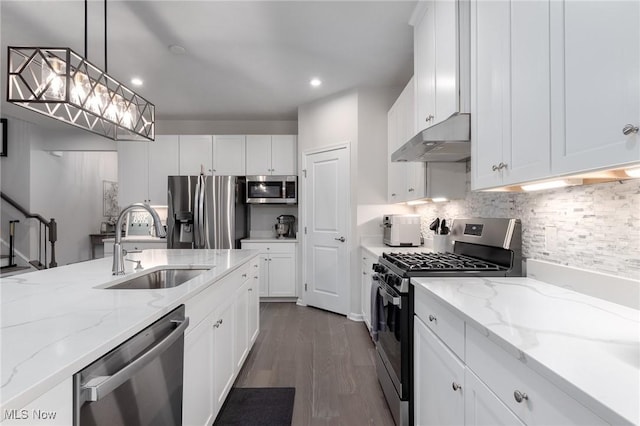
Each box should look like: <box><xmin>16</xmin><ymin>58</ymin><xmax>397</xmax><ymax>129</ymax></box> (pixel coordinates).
<box><xmin>156</xmin><ymin>119</ymin><xmax>298</xmax><ymax>135</ymax></box>
<box><xmin>0</xmin><ymin>116</ymin><xmax>118</xmax><ymax>266</ymax></box>
<box><xmin>298</xmin><ymin>87</ymin><xmax>413</xmax><ymax>317</ymax></box>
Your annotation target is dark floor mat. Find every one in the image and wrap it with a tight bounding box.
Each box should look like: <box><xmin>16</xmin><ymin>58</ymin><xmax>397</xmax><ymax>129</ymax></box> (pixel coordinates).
<box><xmin>214</xmin><ymin>387</ymin><xmax>295</xmax><ymax>426</ymax></box>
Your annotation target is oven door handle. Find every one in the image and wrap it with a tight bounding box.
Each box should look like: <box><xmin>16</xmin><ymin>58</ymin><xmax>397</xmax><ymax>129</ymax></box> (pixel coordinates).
<box><xmin>378</xmin><ymin>284</ymin><xmax>402</xmax><ymax>308</ymax></box>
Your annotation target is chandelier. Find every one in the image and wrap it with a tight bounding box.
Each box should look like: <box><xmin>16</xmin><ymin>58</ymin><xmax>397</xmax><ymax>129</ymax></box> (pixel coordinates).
<box><xmin>6</xmin><ymin>1</ymin><xmax>155</xmax><ymax>141</ymax></box>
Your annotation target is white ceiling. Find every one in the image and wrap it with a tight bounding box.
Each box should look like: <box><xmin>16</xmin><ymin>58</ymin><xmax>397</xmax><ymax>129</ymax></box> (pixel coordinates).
<box><xmin>1</xmin><ymin>0</ymin><xmax>416</xmax><ymax>125</ymax></box>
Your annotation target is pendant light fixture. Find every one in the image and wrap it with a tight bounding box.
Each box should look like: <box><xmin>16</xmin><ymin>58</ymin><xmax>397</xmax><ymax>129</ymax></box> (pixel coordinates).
<box><xmin>6</xmin><ymin>0</ymin><xmax>155</xmax><ymax>141</ymax></box>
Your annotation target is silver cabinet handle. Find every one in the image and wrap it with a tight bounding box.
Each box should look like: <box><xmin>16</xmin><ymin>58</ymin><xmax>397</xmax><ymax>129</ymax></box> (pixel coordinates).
<box><xmin>426</xmin><ymin>114</ymin><xmax>434</xmax><ymax>122</ymax></box>
<box><xmin>335</xmin><ymin>236</ymin><xmax>346</xmax><ymax>242</ymax></box>
<box><xmin>428</xmin><ymin>314</ymin><xmax>436</xmax><ymax>322</ymax></box>
<box><xmin>248</xmin><ymin>288</ymin><xmax>253</xmax><ymax>292</ymax></box>
<box><xmin>513</xmin><ymin>390</ymin><xmax>529</xmax><ymax>403</ymax></box>
<box><xmin>242</xmin><ymin>273</ymin><xmax>247</xmax><ymax>278</ymax></box>
<box><xmin>492</xmin><ymin>164</ymin><xmax>499</xmax><ymax>171</ymax></box>
<box><xmin>254</xmin><ymin>264</ymin><xmax>259</xmax><ymax>268</ymax></box>
<box><xmin>623</xmin><ymin>124</ymin><xmax>639</xmax><ymax>135</ymax></box>
<box><xmin>81</xmin><ymin>317</ymin><xmax>190</xmax><ymax>402</ymax></box>
<box><xmin>452</xmin><ymin>382</ymin><xmax>462</xmax><ymax>391</ymax></box>
<box><xmin>408</xmin><ymin>188</ymin><xmax>415</xmax><ymax>192</ymax></box>
<box><xmin>213</xmin><ymin>319</ymin><xmax>223</xmax><ymax>328</ymax></box>
<box><xmin>391</xmin><ymin>193</ymin><xmax>397</xmax><ymax>197</ymax></box>
<box><xmin>499</xmin><ymin>162</ymin><xmax>508</xmax><ymax>170</ymax></box>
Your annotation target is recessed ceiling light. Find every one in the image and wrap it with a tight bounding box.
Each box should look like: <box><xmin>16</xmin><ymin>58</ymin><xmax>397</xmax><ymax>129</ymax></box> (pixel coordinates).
<box><xmin>310</xmin><ymin>78</ymin><xmax>322</xmax><ymax>87</ymax></box>
<box><xmin>131</xmin><ymin>77</ymin><xmax>143</xmax><ymax>86</ymax></box>
<box><xmin>168</xmin><ymin>44</ymin><xmax>187</xmax><ymax>55</ymax></box>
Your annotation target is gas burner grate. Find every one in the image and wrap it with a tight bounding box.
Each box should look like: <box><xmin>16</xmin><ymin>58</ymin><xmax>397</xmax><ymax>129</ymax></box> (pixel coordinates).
<box><xmin>382</xmin><ymin>252</ymin><xmax>504</xmax><ymax>272</ymax></box>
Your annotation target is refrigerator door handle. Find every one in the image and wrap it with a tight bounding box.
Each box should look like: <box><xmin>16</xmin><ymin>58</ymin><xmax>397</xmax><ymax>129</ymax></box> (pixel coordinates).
<box><xmin>194</xmin><ymin>177</ymin><xmax>201</xmax><ymax>249</ymax></box>
<box><xmin>198</xmin><ymin>175</ymin><xmax>206</xmax><ymax>248</ymax></box>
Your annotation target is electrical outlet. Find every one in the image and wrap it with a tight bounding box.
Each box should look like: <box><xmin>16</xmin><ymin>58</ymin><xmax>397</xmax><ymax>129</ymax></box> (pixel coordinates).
<box><xmin>545</xmin><ymin>226</ymin><xmax>558</xmax><ymax>252</ymax></box>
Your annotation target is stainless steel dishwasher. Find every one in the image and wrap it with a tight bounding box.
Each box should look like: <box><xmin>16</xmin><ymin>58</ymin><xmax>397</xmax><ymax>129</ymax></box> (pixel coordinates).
<box><xmin>73</xmin><ymin>305</ymin><xmax>189</xmax><ymax>426</ymax></box>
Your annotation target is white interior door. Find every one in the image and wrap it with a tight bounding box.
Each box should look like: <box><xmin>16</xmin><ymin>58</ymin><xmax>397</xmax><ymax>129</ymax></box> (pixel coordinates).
<box><xmin>303</xmin><ymin>145</ymin><xmax>349</xmax><ymax>315</ymax></box>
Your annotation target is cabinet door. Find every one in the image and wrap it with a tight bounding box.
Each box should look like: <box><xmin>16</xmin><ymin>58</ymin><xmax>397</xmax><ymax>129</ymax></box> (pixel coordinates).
<box><xmin>267</xmin><ymin>253</ymin><xmax>296</xmax><ymax>297</ymax></box>
<box><xmin>118</xmin><ymin>141</ymin><xmax>149</xmax><ymax>206</ymax></box>
<box><xmin>361</xmin><ymin>258</ymin><xmax>373</xmax><ymax>330</ymax></box>
<box><xmin>271</xmin><ymin>135</ymin><xmax>297</xmax><ymax>175</ymax></box>
<box><xmin>414</xmin><ymin>1</ymin><xmax>437</xmax><ymax>132</ymax></box>
<box><xmin>470</xmin><ymin>0</ymin><xmax>510</xmax><ymax>190</ymax></box>
<box><xmin>212</xmin><ymin>300</ymin><xmax>235</xmax><ymax>412</ymax></box>
<box><xmin>179</xmin><ymin>135</ymin><xmax>213</xmax><ymax>175</ymax></box>
<box><xmin>214</xmin><ymin>135</ymin><xmax>246</xmax><ymax>175</ymax></box>
<box><xmin>388</xmin><ymin>104</ymin><xmax>406</xmax><ymax>203</ymax></box>
<box><xmin>258</xmin><ymin>254</ymin><xmax>269</xmax><ymax>297</ymax></box>
<box><xmin>504</xmin><ymin>0</ymin><xmax>551</xmax><ymax>185</ymax></box>
<box><xmin>406</xmin><ymin>162</ymin><xmax>426</xmax><ymax>200</ymax></box>
<box><xmin>183</xmin><ymin>317</ymin><xmax>214</xmax><ymax>426</ymax></box>
<box><xmin>246</xmin><ymin>135</ymin><xmax>272</xmax><ymax>175</ymax></box>
<box><xmin>550</xmin><ymin>0</ymin><xmax>640</xmax><ymax>174</ymax></box>
<box><xmin>465</xmin><ymin>368</ymin><xmax>524</xmax><ymax>426</ymax></box>
<box><xmin>414</xmin><ymin>316</ymin><xmax>465</xmax><ymax>426</ymax></box>
<box><xmin>147</xmin><ymin>135</ymin><xmax>179</xmax><ymax>205</ymax></box>
<box><xmin>433</xmin><ymin>0</ymin><xmax>459</xmax><ymax>123</ymax></box>
<box><xmin>248</xmin><ymin>261</ymin><xmax>260</xmax><ymax>344</ymax></box>
<box><xmin>234</xmin><ymin>279</ymin><xmax>250</xmax><ymax>371</ymax></box>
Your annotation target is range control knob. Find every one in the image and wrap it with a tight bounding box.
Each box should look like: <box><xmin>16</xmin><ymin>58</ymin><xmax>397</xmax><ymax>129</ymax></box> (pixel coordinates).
<box><xmin>372</xmin><ymin>263</ymin><xmax>386</xmax><ymax>273</ymax></box>
<box><xmin>393</xmin><ymin>276</ymin><xmax>402</xmax><ymax>287</ymax></box>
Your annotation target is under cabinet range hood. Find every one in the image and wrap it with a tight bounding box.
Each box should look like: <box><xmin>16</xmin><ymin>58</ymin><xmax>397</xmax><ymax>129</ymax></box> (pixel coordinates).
<box><xmin>391</xmin><ymin>112</ymin><xmax>470</xmax><ymax>162</ymax></box>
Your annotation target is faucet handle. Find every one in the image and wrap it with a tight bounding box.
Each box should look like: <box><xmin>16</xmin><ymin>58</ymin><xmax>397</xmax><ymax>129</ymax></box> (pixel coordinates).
<box><xmin>124</xmin><ymin>258</ymin><xmax>143</xmax><ymax>271</ymax></box>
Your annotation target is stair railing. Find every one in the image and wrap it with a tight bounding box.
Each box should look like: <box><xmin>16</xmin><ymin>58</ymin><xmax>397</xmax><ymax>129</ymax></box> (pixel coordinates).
<box><xmin>1</xmin><ymin>191</ymin><xmax>57</xmax><ymax>268</ymax></box>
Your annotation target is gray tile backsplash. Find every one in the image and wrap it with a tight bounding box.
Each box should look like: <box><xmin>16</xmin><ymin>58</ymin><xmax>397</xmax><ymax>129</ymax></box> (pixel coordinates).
<box><xmin>415</xmin><ymin>178</ymin><xmax>640</xmax><ymax>279</ymax></box>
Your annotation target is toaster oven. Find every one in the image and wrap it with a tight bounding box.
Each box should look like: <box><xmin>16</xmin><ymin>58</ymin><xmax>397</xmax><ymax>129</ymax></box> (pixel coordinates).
<box><xmin>383</xmin><ymin>214</ymin><xmax>421</xmax><ymax>247</ymax></box>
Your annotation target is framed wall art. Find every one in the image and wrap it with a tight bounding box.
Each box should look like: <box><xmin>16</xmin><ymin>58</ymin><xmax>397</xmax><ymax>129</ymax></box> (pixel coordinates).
<box><xmin>0</xmin><ymin>118</ymin><xmax>7</xmax><ymax>157</ymax></box>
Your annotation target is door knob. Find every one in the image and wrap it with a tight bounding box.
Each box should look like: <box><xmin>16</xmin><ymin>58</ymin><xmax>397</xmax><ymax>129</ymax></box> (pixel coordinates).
<box><xmin>623</xmin><ymin>124</ymin><xmax>639</xmax><ymax>135</ymax></box>
<box><xmin>335</xmin><ymin>236</ymin><xmax>346</xmax><ymax>242</ymax></box>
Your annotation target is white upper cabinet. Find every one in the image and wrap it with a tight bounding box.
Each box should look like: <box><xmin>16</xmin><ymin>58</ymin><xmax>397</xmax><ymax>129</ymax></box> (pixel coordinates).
<box><xmin>179</xmin><ymin>135</ymin><xmax>213</xmax><ymax>175</ymax></box>
<box><xmin>388</xmin><ymin>78</ymin><xmax>416</xmax><ymax>203</ymax></box>
<box><xmin>413</xmin><ymin>0</ymin><xmax>459</xmax><ymax>131</ymax></box>
<box><xmin>549</xmin><ymin>0</ymin><xmax>640</xmax><ymax>174</ymax></box>
<box><xmin>213</xmin><ymin>135</ymin><xmax>246</xmax><ymax>175</ymax></box>
<box><xmin>118</xmin><ymin>135</ymin><xmax>179</xmax><ymax>206</ymax></box>
<box><xmin>246</xmin><ymin>135</ymin><xmax>297</xmax><ymax>176</ymax></box>
<box><xmin>471</xmin><ymin>0</ymin><xmax>552</xmax><ymax>190</ymax></box>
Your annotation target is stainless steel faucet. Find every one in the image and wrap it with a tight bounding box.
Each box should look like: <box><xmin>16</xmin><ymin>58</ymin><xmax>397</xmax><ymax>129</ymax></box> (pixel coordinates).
<box><xmin>112</xmin><ymin>203</ymin><xmax>166</xmax><ymax>275</ymax></box>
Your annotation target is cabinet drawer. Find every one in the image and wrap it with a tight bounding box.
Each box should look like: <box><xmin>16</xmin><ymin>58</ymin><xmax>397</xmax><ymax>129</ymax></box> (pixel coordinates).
<box><xmin>186</xmin><ymin>263</ymin><xmax>250</xmax><ymax>331</ymax></box>
<box><xmin>122</xmin><ymin>241</ymin><xmax>167</xmax><ymax>251</ymax></box>
<box><xmin>414</xmin><ymin>286</ymin><xmax>465</xmax><ymax>360</ymax></box>
<box><xmin>241</xmin><ymin>242</ymin><xmax>296</xmax><ymax>254</ymax></box>
<box><xmin>466</xmin><ymin>325</ymin><xmax>606</xmax><ymax>425</ymax></box>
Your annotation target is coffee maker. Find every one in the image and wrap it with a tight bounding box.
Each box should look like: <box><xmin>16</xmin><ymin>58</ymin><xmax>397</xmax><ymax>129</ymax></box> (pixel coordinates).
<box><xmin>275</xmin><ymin>215</ymin><xmax>296</xmax><ymax>239</ymax></box>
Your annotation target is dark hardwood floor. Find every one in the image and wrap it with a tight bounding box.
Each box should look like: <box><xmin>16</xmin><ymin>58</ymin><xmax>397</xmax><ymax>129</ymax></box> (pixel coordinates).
<box><xmin>234</xmin><ymin>302</ymin><xmax>395</xmax><ymax>426</ymax></box>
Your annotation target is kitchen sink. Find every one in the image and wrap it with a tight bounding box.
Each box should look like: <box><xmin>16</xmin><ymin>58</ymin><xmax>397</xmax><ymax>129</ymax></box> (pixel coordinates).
<box><xmin>104</xmin><ymin>267</ymin><xmax>211</xmax><ymax>290</ymax></box>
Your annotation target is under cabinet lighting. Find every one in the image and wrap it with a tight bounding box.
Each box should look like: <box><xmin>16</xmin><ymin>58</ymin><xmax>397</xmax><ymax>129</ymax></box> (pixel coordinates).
<box><xmin>431</xmin><ymin>198</ymin><xmax>448</xmax><ymax>203</ymax></box>
<box><xmin>130</xmin><ymin>77</ymin><xmax>143</xmax><ymax>86</ymax></box>
<box><xmin>310</xmin><ymin>78</ymin><xmax>322</xmax><ymax>87</ymax></box>
<box><xmin>521</xmin><ymin>179</ymin><xmax>583</xmax><ymax>192</ymax></box>
<box><xmin>406</xmin><ymin>200</ymin><xmax>428</xmax><ymax>206</ymax></box>
<box><xmin>624</xmin><ymin>167</ymin><xmax>640</xmax><ymax>178</ymax></box>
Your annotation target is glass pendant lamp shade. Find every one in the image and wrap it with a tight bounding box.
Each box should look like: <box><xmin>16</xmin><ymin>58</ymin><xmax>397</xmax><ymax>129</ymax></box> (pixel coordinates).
<box><xmin>7</xmin><ymin>47</ymin><xmax>155</xmax><ymax>141</ymax></box>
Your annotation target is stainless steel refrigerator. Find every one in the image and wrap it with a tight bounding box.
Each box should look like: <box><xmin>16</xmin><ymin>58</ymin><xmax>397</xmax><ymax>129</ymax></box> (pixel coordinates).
<box><xmin>167</xmin><ymin>175</ymin><xmax>247</xmax><ymax>249</ymax></box>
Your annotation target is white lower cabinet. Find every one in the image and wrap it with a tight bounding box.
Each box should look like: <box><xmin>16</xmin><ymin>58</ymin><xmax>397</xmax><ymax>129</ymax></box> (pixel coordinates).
<box><xmin>413</xmin><ymin>285</ymin><xmax>606</xmax><ymax>426</ymax></box>
<box><xmin>182</xmin><ymin>257</ymin><xmax>260</xmax><ymax>426</ymax></box>
<box><xmin>414</xmin><ymin>315</ymin><xmax>464</xmax><ymax>426</ymax></box>
<box><xmin>464</xmin><ymin>368</ymin><xmax>524</xmax><ymax>426</ymax></box>
<box><xmin>241</xmin><ymin>242</ymin><xmax>297</xmax><ymax>297</ymax></box>
<box><xmin>1</xmin><ymin>378</ymin><xmax>72</xmax><ymax>426</ymax></box>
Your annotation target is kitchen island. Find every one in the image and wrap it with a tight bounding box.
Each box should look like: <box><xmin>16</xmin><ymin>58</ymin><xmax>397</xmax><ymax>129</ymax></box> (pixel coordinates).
<box><xmin>0</xmin><ymin>249</ymin><xmax>260</xmax><ymax>424</ymax></box>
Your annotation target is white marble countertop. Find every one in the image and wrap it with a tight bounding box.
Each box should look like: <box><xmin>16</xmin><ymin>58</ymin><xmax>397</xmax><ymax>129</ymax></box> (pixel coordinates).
<box><xmin>412</xmin><ymin>275</ymin><xmax>640</xmax><ymax>425</ymax></box>
<box><xmin>0</xmin><ymin>249</ymin><xmax>259</xmax><ymax>411</ymax></box>
<box><xmin>241</xmin><ymin>237</ymin><xmax>298</xmax><ymax>243</ymax></box>
<box><xmin>101</xmin><ymin>235</ymin><xmax>167</xmax><ymax>243</ymax></box>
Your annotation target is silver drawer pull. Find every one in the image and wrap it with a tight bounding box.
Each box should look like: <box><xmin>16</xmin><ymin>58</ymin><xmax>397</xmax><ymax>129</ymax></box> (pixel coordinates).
<box><xmin>452</xmin><ymin>382</ymin><xmax>462</xmax><ymax>391</ymax></box>
<box><xmin>513</xmin><ymin>390</ymin><xmax>529</xmax><ymax>403</ymax></box>
<box><xmin>428</xmin><ymin>314</ymin><xmax>436</xmax><ymax>322</ymax></box>
<box><xmin>213</xmin><ymin>319</ymin><xmax>223</xmax><ymax>328</ymax></box>
<box><xmin>242</xmin><ymin>273</ymin><xmax>247</xmax><ymax>278</ymax></box>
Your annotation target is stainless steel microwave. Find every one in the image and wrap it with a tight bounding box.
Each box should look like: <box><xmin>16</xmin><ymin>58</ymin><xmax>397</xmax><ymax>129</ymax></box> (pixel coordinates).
<box><xmin>246</xmin><ymin>175</ymin><xmax>297</xmax><ymax>204</ymax></box>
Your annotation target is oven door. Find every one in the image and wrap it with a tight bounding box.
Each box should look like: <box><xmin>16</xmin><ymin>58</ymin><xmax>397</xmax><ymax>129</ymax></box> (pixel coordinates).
<box><xmin>376</xmin><ymin>281</ymin><xmax>409</xmax><ymax>400</ymax></box>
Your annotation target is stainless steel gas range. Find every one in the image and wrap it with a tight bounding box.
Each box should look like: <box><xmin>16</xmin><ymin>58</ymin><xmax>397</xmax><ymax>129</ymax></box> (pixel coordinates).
<box><xmin>371</xmin><ymin>218</ymin><xmax>523</xmax><ymax>426</ymax></box>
